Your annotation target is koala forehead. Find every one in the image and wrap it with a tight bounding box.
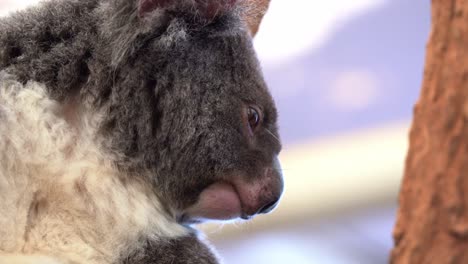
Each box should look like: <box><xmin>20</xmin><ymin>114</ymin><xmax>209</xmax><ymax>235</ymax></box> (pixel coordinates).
<box><xmin>150</xmin><ymin>16</ymin><xmax>275</xmax><ymax>114</ymax></box>
<box><xmin>151</xmin><ymin>24</ymin><xmax>278</xmax><ymax>150</ymax></box>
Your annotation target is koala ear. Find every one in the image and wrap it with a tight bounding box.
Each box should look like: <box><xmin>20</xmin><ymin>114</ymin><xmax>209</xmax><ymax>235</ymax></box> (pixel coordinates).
<box><xmin>138</xmin><ymin>0</ymin><xmax>238</xmax><ymax>19</ymax></box>
<box><xmin>138</xmin><ymin>0</ymin><xmax>171</xmax><ymax>17</ymax></box>
<box><xmin>242</xmin><ymin>0</ymin><xmax>271</xmax><ymax>37</ymax></box>
<box><xmin>137</xmin><ymin>0</ymin><xmax>269</xmax><ymax>36</ymax></box>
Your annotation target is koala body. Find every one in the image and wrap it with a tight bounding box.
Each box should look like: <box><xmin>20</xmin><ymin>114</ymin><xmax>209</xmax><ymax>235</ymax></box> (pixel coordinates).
<box><xmin>0</xmin><ymin>0</ymin><xmax>282</xmax><ymax>263</ymax></box>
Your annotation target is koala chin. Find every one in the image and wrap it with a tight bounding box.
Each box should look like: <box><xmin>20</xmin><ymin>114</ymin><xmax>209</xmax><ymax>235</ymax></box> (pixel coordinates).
<box><xmin>0</xmin><ymin>0</ymin><xmax>283</xmax><ymax>263</ymax></box>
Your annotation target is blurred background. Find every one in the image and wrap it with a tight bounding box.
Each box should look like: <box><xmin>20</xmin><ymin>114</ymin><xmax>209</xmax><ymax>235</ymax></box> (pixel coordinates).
<box><xmin>0</xmin><ymin>0</ymin><xmax>430</xmax><ymax>263</ymax></box>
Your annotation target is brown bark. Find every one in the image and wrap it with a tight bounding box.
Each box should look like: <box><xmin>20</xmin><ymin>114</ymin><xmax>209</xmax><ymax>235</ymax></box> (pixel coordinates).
<box><xmin>391</xmin><ymin>0</ymin><xmax>468</xmax><ymax>263</ymax></box>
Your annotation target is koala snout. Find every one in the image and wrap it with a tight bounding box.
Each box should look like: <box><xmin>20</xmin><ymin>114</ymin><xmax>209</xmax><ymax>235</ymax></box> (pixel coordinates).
<box><xmin>183</xmin><ymin>157</ymin><xmax>284</xmax><ymax>223</ymax></box>
<box><xmin>255</xmin><ymin>169</ymin><xmax>283</xmax><ymax>215</ymax></box>
<box><xmin>256</xmin><ymin>156</ymin><xmax>283</xmax><ymax>215</ymax></box>
<box><xmin>237</xmin><ymin>160</ymin><xmax>284</xmax><ymax>218</ymax></box>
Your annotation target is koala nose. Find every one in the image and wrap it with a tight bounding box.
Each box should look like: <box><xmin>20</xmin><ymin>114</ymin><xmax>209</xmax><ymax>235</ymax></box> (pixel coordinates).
<box><xmin>257</xmin><ymin>196</ymin><xmax>281</xmax><ymax>215</ymax></box>
<box><xmin>257</xmin><ymin>156</ymin><xmax>284</xmax><ymax>215</ymax></box>
<box><xmin>253</xmin><ymin>162</ymin><xmax>284</xmax><ymax>216</ymax></box>
<box><xmin>233</xmin><ymin>156</ymin><xmax>284</xmax><ymax>220</ymax></box>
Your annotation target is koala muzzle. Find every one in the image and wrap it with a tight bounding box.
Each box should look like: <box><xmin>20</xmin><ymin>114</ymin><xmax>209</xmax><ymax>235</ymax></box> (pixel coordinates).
<box><xmin>238</xmin><ymin>162</ymin><xmax>284</xmax><ymax>218</ymax></box>
<box><xmin>184</xmin><ymin>157</ymin><xmax>284</xmax><ymax>223</ymax></box>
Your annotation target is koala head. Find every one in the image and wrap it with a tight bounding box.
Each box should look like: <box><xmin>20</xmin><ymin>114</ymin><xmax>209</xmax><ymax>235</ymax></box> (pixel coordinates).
<box><xmin>89</xmin><ymin>0</ymin><xmax>283</xmax><ymax>224</ymax></box>
<box><xmin>1</xmin><ymin>0</ymin><xmax>283</xmax><ymax>224</ymax></box>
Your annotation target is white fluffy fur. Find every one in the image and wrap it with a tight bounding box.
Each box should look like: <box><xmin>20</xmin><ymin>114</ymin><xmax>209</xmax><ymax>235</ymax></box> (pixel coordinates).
<box><xmin>0</xmin><ymin>77</ymin><xmax>187</xmax><ymax>264</ymax></box>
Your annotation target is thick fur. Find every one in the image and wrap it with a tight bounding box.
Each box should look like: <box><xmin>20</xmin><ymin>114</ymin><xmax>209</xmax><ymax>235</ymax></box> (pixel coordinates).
<box><xmin>0</xmin><ymin>0</ymin><xmax>280</xmax><ymax>263</ymax></box>
<box><xmin>0</xmin><ymin>73</ymin><xmax>188</xmax><ymax>263</ymax></box>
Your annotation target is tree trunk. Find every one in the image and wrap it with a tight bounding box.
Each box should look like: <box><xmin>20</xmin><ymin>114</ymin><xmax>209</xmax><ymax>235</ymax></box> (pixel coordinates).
<box><xmin>391</xmin><ymin>0</ymin><xmax>468</xmax><ymax>263</ymax></box>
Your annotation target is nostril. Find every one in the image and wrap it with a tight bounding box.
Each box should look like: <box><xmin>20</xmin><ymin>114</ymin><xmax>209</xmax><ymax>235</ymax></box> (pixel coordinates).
<box><xmin>258</xmin><ymin>197</ymin><xmax>280</xmax><ymax>215</ymax></box>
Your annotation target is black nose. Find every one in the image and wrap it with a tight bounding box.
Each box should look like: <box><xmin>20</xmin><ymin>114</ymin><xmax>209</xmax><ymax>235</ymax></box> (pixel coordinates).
<box><xmin>257</xmin><ymin>197</ymin><xmax>280</xmax><ymax>215</ymax></box>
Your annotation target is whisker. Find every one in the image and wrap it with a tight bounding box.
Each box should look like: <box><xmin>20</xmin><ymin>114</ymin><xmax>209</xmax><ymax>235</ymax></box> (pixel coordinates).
<box><xmin>265</xmin><ymin>128</ymin><xmax>280</xmax><ymax>144</ymax></box>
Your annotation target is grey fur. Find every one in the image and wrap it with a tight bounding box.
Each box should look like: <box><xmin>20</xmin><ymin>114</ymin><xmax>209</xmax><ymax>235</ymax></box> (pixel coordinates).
<box><xmin>0</xmin><ymin>0</ymin><xmax>281</xmax><ymax>263</ymax></box>
<box><xmin>123</xmin><ymin>233</ymin><xmax>219</xmax><ymax>264</ymax></box>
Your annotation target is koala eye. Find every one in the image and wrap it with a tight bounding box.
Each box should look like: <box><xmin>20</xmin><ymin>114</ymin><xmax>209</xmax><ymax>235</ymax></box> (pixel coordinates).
<box><xmin>247</xmin><ymin>106</ymin><xmax>261</xmax><ymax>132</ymax></box>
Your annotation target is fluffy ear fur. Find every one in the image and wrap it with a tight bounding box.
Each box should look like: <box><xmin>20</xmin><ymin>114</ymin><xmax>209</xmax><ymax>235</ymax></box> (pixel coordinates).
<box><xmin>98</xmin><ymin>0</ymin><xmax>269</xmax><ymax>66</ymax></box>
<box><xmin>99</xmin><ymin>0</ymin><xmax>243</xmax><ymax>67</ymax></box>
<box><xmin>131</xmin><ymin>0</ymin><xmax>268</xmax><ymax>36</ymax></box>
<box><xmin>138</xmin><ymin>0</ymin><xmax>237</xmax><ymax>19</ymax></box>
<box><xmin>139</xmin><ymin>0</ymin><xmax>170</xmax><ymax>16</ymax></box>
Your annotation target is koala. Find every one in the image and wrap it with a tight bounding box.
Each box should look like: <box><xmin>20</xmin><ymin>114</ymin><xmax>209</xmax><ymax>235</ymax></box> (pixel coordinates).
<box><xmin>0</xmin><ymin>0</ymin><xmax>283</xmax><ymax>263</ymax></box>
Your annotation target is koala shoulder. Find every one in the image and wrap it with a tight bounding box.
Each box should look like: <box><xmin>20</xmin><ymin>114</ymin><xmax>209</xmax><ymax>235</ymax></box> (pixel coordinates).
<box><xmin>124</xmin><ymin>233</ymin><xmax>220</xmax><ymax>264</ymax></box>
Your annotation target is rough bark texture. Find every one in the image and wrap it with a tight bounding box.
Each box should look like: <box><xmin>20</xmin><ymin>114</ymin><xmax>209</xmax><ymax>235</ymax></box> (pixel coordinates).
<box><xmin>392</xmin><ymin>0</ymin><xmax>468</xmax><ymax>263</ymax></box>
